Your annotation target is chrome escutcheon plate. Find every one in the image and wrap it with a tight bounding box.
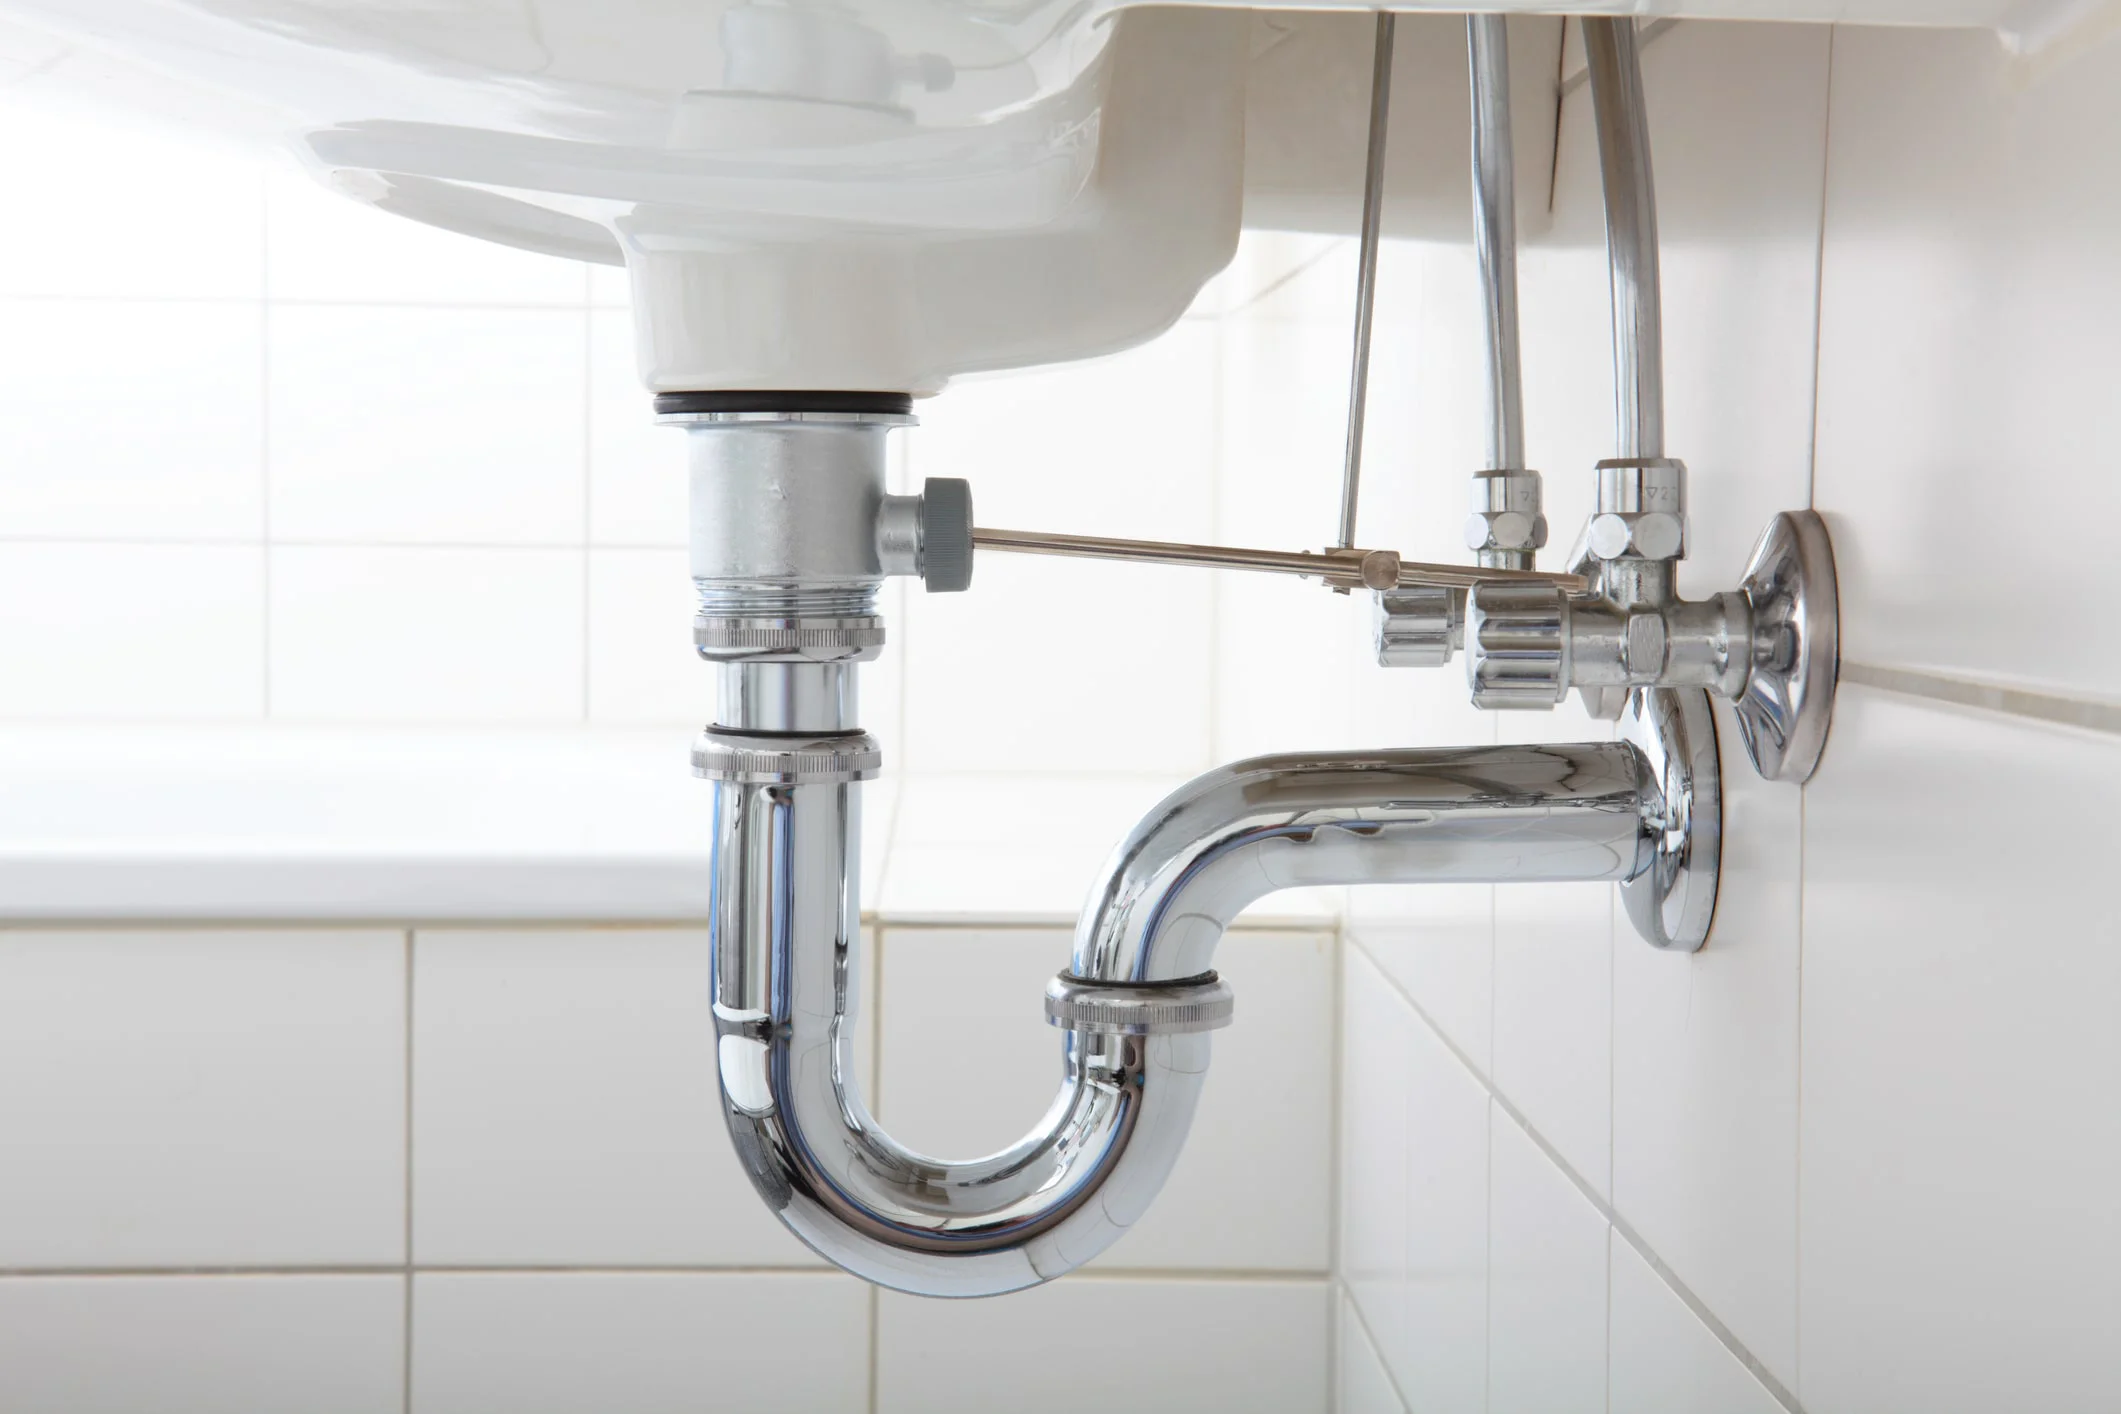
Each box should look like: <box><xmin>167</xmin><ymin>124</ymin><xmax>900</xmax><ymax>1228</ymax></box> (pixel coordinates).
<box><xmin>1619</xmin><ymin>686</ymin><xmax>1720</xmax><ymax>952</ymax></box>
<box><xmin>1734</xmin><ymin>509</ymin><xmax>1840</xmax><ymax>783</ymax></box>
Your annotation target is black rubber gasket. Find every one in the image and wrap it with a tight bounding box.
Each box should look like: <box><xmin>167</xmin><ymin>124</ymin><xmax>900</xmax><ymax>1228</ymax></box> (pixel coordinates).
<box><xmin>654</xmin><ymin>390</ymin><xmax>913</xmax><ymax>417</ymax></box>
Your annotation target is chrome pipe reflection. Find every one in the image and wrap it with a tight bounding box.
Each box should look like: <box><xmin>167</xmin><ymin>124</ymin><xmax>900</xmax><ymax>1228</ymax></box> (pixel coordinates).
<box><xmin>1468</xmin><ymin>14</ymin><xmax>1524</xmax><ymax>476</ymax></box>
<box><xmin>711</xmin><ymin>740</ymin><xmax>1653</xmax><ymax>1296</ymax></box>
<box><xmin>1582</xmin><ymin>17</ymin><xmax>1664</xmax><ymax>461</ymax></box>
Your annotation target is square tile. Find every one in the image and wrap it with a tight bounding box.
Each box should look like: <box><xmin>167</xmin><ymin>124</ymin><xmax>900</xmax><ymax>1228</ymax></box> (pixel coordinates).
<box><xmin>1347</xmin><ymin>881</ymin><xmax>1494</xmax><ymax>1076</ymax></box>
<box><xmin>0</xmin><ymin>97</ymin><xmax>264</xmax><ymax>300</ymax></box>
<box><xmin>586</xmin><ymin>549</ymin><xmax>710</xmax><ymax>727</ymax></box>
<box><xmin>875</xmin><ymin>772</ymin><xmax>1188</xmax><ymax>919</ymax></box>
<box><xmin>1488</xmin><ymin>1107</ymin><xmax>1608</xmax><ymax>1414</ymax></box>
<box><xmin>412</xmin><ymin>927</ymin><xmax>875</xmax><ymax>1268</ymax></box>
<box><xmin>1342</xmin><ymin>948</ymin><xmax>1489</xmax><ymax>1411</ymax></box>
<box><xmin>908</xmin><ymin>320</ymin><xmax>1217</xmax><ymax>546</ymax></box>
<box><xmin>1800</xmin><ymin>688</ymin><xmax>2121</xmax><ymax>1412</ymax></box>
<box><xmin>412</xmin><ymin>1272</ymin><xmax>867</xmax><ymax>1413</ymax></box>
<box><xmin>898</xmin><ymin>552</ymin><xmax>1212</xmax><ymax>776</ymax></box>
<box><xmin>876</xmin><ymin>927</ymin><xmax>1333</xmax><ymax>1272</ymax></box>
<box><xmin>0</xmin><ymin>300</ymin><xmax>263</xmax><ymax>539</ymax></box>
<box><xmin>0</xmin><ymin>543</ymin><xmax>263</xmax><ymax>720</ymax></box>
<box><xmin>1340</xmin><ymin>948</ymin><xmax>1413</xmax><ymax>1366</ymax></box>
<box><xmin>1214</xmin><ymin>312</ymin><xmax>1349</xmax><ymax>550</ymax></box>
<box><xmin>1212</xmin><ymin>572</ymin><xmax>1361</xmax><ymax>762</ymax></box>
<box><xmin>877</xmin><ymin>1277</ymin><xmax>1328</xmax><ymax>1414</ymax></box>
<box><xmin>268</xmin><ymin>305</ymin><xmax>586</xmax><ymax>545</ymax></box>
<box><xmin>1608</xmin><ymin>1240</ymin><xmax>1781</xmax><ymax>1414</ymax></box>
<box><xmin>1631</xmin><ymin>20</ymin><xmax>1832</xmax><ymax>593</ymax></box>
<box><xmin>0</xmin><ymin>930</ymin><xmax>404</xmax><ymax>1266</ymax></box>
<box><xmin>0</xmin><ymin>1276</ymin><xmax>402</xmax><ymax>1414</ymax></box>
<box><xmin>268</xmin><ymin>546</ymin><xmax>584</xmax><ymax>723</ymax></box>
<box><xmin>1611</xmin><ymin>699</ymin><xmax>1800</xmax><ymax>1388</ymax></box>
<box><xmin>1814</xmin><ymin>25</ymin><xmax>2121</xmax><ymax>696</ymax></box>
<box><xmin>1337</xmin><ymin>1293</ymin><xmax>1407</xmax><ymax>1414</ymax></box>
<box><xmin>587</xmin><ymin>307</ymin><xmax>686</xmax><ymax>547</ymax></box>
<box><xmin>266</xmin><ymin>168</ymin><xmax>588</xmax><ymax>306</ymax></box>
<box><xmin>1492</xmin><ymin>878</ymin><xmax>1611</xmax><ymax>1201</ymax></box>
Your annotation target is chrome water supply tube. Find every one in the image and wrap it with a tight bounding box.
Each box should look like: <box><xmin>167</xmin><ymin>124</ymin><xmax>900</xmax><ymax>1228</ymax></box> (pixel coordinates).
<box><xmin>1464</xmin><ymin>14</ymin><xmax>1545</xmax><ymax>574</ymax></box>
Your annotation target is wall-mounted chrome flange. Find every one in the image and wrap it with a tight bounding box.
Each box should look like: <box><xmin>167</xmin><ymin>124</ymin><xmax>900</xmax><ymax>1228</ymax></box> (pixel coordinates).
<box><xmin>1733</xmin><ymin>509</ymin><xmax>1839</xmax><ymax>784</ymax></box>
<box><xmin>1618</xmin><ymin>686</ymin><xmax>1720</xmax><ymax>952</ymax></box>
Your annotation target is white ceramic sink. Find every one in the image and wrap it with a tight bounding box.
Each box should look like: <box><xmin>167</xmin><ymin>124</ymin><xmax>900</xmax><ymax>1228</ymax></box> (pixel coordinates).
<box><xmin>0</xmin><ymin>0</ymin><xmax>2073</xmax><ymax>392</ymax></box>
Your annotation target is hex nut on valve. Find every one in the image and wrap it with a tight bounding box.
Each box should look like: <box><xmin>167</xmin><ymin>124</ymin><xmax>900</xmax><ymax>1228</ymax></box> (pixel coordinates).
<box><xmin>1464</xmin><ymin>469</ymin><xmax>1548</xmax><ymax>555</ymax></box>
<box><xmin>1589</xmin><ymin>458</ymin><xmax>1686</xmax><ymax>562</ymax></box>
<box><xmin>1587</xmin><ymin>510</ymin><xmax>1685</xmax><ymax>561</ymax></box>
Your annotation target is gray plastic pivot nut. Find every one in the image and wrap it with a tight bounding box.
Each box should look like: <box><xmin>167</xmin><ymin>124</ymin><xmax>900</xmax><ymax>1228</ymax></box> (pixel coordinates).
<box><xmin>920</xmin><ymin>477</ymin><xmax>973</xmax><ymax>592</ymax></box>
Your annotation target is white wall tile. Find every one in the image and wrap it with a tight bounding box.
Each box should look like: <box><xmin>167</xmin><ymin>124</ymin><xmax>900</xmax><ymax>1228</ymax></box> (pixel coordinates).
<box><xmin>898</xmin><ymin>548</ymin><xmax>1213</xmax><ymax>776</ymax></box>
<box><xmin>586</xmin><ymin>549</ymin><xmax>710</xmax><ymax>727</ymax></box>
<box><xmin>1492</xmin><ymin>878</ymin><xmax>1611</xmax><ymax>1202</ymax></box>
<box><xmin>413</xmin><ymin>927</ymin><xmax>876</xmax><ymax>1268</ymax></box>
<box><xmin>909</xmin><ymin>321</ymin><xmax>1217</xmax><ymax>545</ymax></box>
<box><xmin>1608</xmin><ymin>1240</ymin><xmax>1782</xmax><ymax>1414</ymax></box>
<box><xmin>1612</xmin><ymin>703</ymin><xmax>1801</xmax><ymax>1388</ymax></box>
<box><xmin>269</xmin><ymin>546</ymin><xmax>583</xmax><ymax>723</ymax></box>
<box><xmin>876</xmin><ymin>927</ymin><xmax>1333</xmax><ymax>1272</ymax></box>
<box><xmin>1800</xmin><ymin>688</ymin><xmax>2121</xmax><ymax>1413</ymax></box>
<box><xmin>0</xmin><ymin>1276</ymin><xmax>402</xmax><ymax>1414</ymax></box>
<box><xmin>1337</xmin><ymin>1294</ymin><xmax>1408</xmax><ymax>1414</ymax></box>
<box><xmin>1347</xmin><ymin>881</ymin><xmax>1494</xmax><ymax>1075</ymax></box>
<box><xmin>1815</xmin><ymin>26</ymin><xmax>2121</xmax><ymax>696</ymax></box>
<box><xmin>0</xmin><ymin>100</ymin><xmax>264</xmax><ymax>300</ymax></box>
<box><xmin>1488</xmin><ymin>1108</ymin><xmax>1608</xmax><ymax>1414</ymax></box>
<box><xmin>1340</xmin><ymin>949</ymin><xmax>1414</xmax><ymax>1371</ymax></box>
<box><xmin>0</xmin><ymin>300</ymin><xmax>263</xmax><ymax>539</ymax></box>
<box><xmin>586</xmin><ymin>307</ymin><xmax>686</xmax><ymax>547</ymax></box>
<box><xmin>0</xmin><ymin>543</ymin><xmax>263</xmax><ymax>720</ymax></box>
<box><xmin>1212</xmin><ymin>572</ymin><xmax>1361</xmax><ymax>761</ymax></box>
<box><xmin>1647</xmin><ymin>21</ymin><xmax>1832</xmax><ymax>595</ymax></box>
<box><xmin>0</xmin><ymin>930</ymin><xmax>404</xmax><ymax>1266</ymax></box>
<box><xmin>266</xmin><ymin>169</ymin><xmax>587</xmax><ymax>307</ymax></box>
<box><xmin>1215</xmin><ymin>313</ymin><xmax>1345</xmax><ymax>550</ymax></box>
<box><xmin>877</xmin><ymin>1277</ymin><xmax>1328</xmax><ymax>1414</ymax></box>
<box><xmin>412</xmin><ymin>1272</ymin><xmax>868</xmax><ymax>1414</ymax></box>
<box><xmin>876</xmin><ymin>772</ymin><xmax>1186</xmax><ymax>918</ymax></box>
<box><xmin>1342</xmin><ymin>948</ymin><xmax>1489</xmax><ymax>1412</ymax></box>
<box><xmin>268</xmin><ymin>306</ymin><xmax>585</xmax><ymax>545</ymax></box>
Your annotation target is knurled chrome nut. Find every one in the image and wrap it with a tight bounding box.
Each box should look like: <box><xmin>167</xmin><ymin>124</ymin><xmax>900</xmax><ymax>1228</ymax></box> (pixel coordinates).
<box><xmin>1043</xmin><ymin>971</ymin><xmax>1235</xmax><ymax>1035</ymax></box>
<box><xmin>1465</xmin><ymin>581</ymin><xmax>1570</xmax><ymax>708</ymax></box>
<box><xmin>693</xmin><ymin>614</ymin><xmax>885</xmax><ymax>664</ymax></box>
<box><xmin>1586</xmin><ymin>510</ymin><xmax>1685</xmax><ymax>562</ymax></box>
<box><xmin>1463</xmin><ymin>509</ymin><xmax>1550</xmax><ymax>554</ymax></box>
<box><xmin>1375</xmin><ymin>586</ymin><xmax>1458</xmax><ymax>668</ymax></box>
<box><xmin>693</xmin><ymin>729</ymin><xmax>883</xmax><ymax>784</ymax></box>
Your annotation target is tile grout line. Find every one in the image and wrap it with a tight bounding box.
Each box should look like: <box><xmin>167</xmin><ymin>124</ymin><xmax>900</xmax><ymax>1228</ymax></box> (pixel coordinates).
<box><xmin>402</xmin><ymin>927</ymin><xmax>416</xmax><ymax>1414</ymax></box>
<box><xmin>1346</xmin><ymin>930</ymin><xmax>1809</xmax><ymax>1414</ymax></box>
<box><xmin>1340</xmin><ymin>1275</ymin><xmax>1416</xmax><ymax>1414</ymax></box>
<box><xmin>1204</xmin><ymin>293</ymin><xmax>1225</xmax><ymax>767</ymax></box>
<box><xmin>1804</xmin><ymin>26</ymin><xmax>1837</xmax><ymax>515</ymax></box>
<box><xmin>580</xmin><ymin>277</ymin><xmax>594</xmax><ymax>725</ymax></box>
<box><xmin>1840</xmin><ymin>661</ymin><xmax>2121</xmax><ymax>737</ymax></box>
<box><xmin>866</xmin><ymin>1283</ymin><xmax>880</xmax><ymax>1414</ymax></box>
<box><xmin>1795</xmin><ymin>34</ymin><xmax>1832</xmax><ymax>1397</ymax></box>
<box><xmin>0</xmin><ymin>1263</ymin><xmax>1334</xmax><ymax>1281</ymax></box>
<box><xmin>1323</xmin><ymin>925</ymin><xmax>1346</xmax><ymax>1411</ymax></box>
<box><xmin>259</xmin><ymin>171</ymin><xmax>274</xmax><ymax>720</ymax></box>
<box><xmin>1603</xmin><ymin>1225</ymin><xmax>1614</xmax><ymax>1414</ymax></box>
